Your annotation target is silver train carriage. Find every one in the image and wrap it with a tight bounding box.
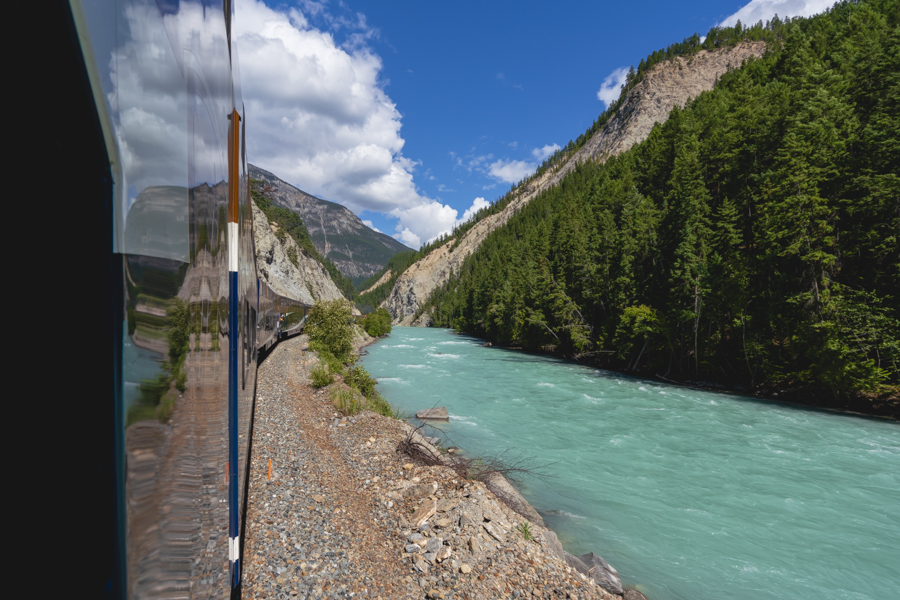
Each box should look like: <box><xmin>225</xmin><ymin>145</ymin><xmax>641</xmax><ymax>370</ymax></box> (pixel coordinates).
<box><xmin>43</xmin><ymin>1</ymin><xmax>311</xmax><ymax>597</ymax></box>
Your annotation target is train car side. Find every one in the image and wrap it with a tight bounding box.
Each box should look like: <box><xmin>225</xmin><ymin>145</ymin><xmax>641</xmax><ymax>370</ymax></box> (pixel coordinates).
<box><xmin>66</xmin><ymin>0</ymin><xmax>312</xmax><ymax>597</ymax></box>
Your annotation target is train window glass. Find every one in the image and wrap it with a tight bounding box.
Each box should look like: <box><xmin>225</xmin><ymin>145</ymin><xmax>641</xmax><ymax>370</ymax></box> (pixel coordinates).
<box><xmin>116</xmin><ymin>5</ymin><xmax>189</xmax><ymax>262</ymax></box>
<box><xmin>242</xmin><ymin>299</ymin><xmax>248</xmax><ymax>390</ymax></box>
<box><xmin>249</xmin><ymin>306</ymin><xmax>257</xmax><ymax>361</ymax></box>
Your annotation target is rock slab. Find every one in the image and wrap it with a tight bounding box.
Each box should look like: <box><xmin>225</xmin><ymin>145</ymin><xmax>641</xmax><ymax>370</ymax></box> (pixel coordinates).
<box><xmin>416</xmin><ymin>407</ymin><xmax>450</xmax><ymax>421</ymax></box>
<box><xmin>564</xmin><ymin>551</ymin><xmax>624</xmax><ymax>595</ymax></box>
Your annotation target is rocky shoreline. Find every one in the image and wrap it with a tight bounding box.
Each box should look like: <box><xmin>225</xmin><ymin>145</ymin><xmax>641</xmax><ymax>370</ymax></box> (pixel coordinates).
<box><xmin>242</xmin><ymin>334</ymin><xmax>639</xmax><ymax>599</ymax></box>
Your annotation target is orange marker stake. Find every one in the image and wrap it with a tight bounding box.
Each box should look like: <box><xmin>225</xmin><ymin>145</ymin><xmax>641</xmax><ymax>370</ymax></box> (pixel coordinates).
<box><xmin>268</xmin><ymin>459</ymin><xmax>272</xmax><ymax>481</ymax></box>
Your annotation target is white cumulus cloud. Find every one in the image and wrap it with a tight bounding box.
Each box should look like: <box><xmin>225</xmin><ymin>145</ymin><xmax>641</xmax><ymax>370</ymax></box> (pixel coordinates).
<box><xmin>392</xmin><ymin>195</ymin><xmax>494</xmax><ymax>247</ymax></box>
<box><xmin>597</xmin><ymin>67</ymin><xmax>629</xmax><ymax>107</ymax></box>
<box><xmin>489</xmin><ymin>158</ymin><xmax>535</xmax><ymax>184</ymax></box>
<box><xmin>235</xmin><ymin>0</ymin><xmax>461</xmax><ymax>246</ymax></box>
<box><xmin>718</xmin><ymin>0</ymin><xmax>835</xmax><ymax>27</ymax></box>
<box><xmin>461</xmin><ymin>197</ymin><xmax>490</xmax><ymax>223</ymax></box>
<box><xmin>532</xmin><ymin>144</ymin><xmax>561</xmax><ymax>161</ymax></box>
<box><xmin>361</xmin><ymin>220</ymin><xmax>381</xmax><ymax>233</ymax></box>
<box><xmin>395</xmin><ymin>228</ymin><xmax>422</xmax><ymax>248</ymax></box>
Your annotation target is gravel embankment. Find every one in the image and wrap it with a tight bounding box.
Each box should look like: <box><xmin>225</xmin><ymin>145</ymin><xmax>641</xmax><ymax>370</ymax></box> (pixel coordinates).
<box><xmin>242</xmin><ymin>334</ymin><xmax>620</xmax><ymax>600</ymax></box>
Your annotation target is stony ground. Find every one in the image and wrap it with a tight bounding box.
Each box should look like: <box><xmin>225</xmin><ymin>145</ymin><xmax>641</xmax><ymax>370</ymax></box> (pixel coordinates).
<box><xmin>242</xmin><ymin>335</ymin><xmax>621</xmax><ymax>600</ymax></box>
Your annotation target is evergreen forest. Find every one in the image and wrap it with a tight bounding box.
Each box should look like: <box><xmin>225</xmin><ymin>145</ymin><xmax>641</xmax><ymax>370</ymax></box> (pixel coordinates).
<box><xmin>424</xmin><ymin>0</ymin><xmax>899</xmax><ymax>415</ymax></box>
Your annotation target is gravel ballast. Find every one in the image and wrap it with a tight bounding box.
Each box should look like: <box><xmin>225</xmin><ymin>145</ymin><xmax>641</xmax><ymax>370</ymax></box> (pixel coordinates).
<box><xmin>242</xmin><ymin>334</ymin><xmax>621</xmax><ymax>600</ymax></box>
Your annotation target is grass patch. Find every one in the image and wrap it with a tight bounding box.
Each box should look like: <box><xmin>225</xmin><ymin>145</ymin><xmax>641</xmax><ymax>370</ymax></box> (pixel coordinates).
<box><xmin>330</xmin><ymin>386</ymin><xmax>365</xmax><ymax>415</ymax></box>
<box><xmin>310</xmin><ymin>363</ymin><xmax>334</xmax><ymax>388</ymax></box>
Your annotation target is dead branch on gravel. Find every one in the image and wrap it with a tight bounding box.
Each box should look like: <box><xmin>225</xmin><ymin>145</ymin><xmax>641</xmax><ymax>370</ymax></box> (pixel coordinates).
<box><xmin>396</xmin><ymin>420</ymin><xmax>444</xmax><ymax>465</ymax></box>
<box><xmin>396</xmin><ymin>420</ymin><xmax>555</xmax><ymax>486</ymax></box>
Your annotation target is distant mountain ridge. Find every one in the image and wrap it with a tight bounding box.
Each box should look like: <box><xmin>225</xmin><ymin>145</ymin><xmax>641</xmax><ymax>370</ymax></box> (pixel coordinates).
<box><xmin>248</xmin><ymin>164</ymin><xmax>412</xmax><ymax>285</ymax></box>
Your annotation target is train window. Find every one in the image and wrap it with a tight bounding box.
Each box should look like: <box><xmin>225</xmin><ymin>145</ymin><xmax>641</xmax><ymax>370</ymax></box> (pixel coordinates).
<box><xmin>250</xmin><ymin>306</ymin><xmax>257</xmax><ymax>362</ymax></box>
<box><xmin>242</xmin><ymin>299</ymin><xmax>249</xmax><ymax>390</ymax></box>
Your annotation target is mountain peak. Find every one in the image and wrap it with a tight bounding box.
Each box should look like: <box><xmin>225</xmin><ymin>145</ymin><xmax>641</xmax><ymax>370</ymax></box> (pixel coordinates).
<box><xmin>248</xmin><ymin>164</ymin><xmax>412</xmax><ymax>285</ymax></box>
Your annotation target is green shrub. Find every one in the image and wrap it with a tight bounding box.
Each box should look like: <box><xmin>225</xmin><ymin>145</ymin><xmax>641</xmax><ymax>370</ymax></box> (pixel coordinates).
<box><xmin>346</xmin><ymin>364</ymin><xmax>377</xmax><ymax>398</ymax></box>
<box><xmin>362</xmin><ymin>307</ymin><xmax>393</xmax><ymax>337</ymax></box>
<box><xmin>516</xmin><ymin>521</ymin><xmax>534</xmax><ymax>541</ymax></box>
<box><xmin>310</xmin><ymin>363</ymin><xmax>334</xmax><ymax>388</ymax></box>
<box><xmin>317</xmin><ymin>349</ymin><xmax>346</xmax><ymax>377</ymax></box>
<box><xmin>306</xmin><ymin>299</ymin><xmax>355</xmax><ymax>361</ymax></box>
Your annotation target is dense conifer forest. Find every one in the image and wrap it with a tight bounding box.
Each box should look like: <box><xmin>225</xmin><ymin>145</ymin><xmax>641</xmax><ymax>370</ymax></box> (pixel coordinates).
<box><xmin>424</xmin><ymin>0</ymin><xmax>898</xmax><ymax>415</ymax></box>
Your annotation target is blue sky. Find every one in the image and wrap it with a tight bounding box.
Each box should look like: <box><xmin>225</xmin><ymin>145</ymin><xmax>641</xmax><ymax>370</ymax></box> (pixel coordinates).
<box><xmin>237</xmin><ymin>0</ymin><xmax>834</xmax><ymax>248</ymax></box>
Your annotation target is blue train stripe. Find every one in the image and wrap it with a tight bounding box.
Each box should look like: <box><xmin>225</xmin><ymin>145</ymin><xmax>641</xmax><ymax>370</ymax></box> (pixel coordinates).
<box><xmin>228</xmin><ymin>268</ymin><xmax>240</xmax><ymax>585</ymax></box>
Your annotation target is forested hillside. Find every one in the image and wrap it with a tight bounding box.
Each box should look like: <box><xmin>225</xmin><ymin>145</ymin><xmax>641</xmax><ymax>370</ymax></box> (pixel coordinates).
<box><xmin>426</xmin><ymin>0</ymin><xmax>899</xmax><ymax>415</ymax></box>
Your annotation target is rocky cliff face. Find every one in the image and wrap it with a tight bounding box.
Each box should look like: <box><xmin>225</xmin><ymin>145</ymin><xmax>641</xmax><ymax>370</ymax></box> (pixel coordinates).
<box><xmin>382</xmin><ymin>42</ymin><xmax>766</xmax><ymax>325</ymax></box>
<box><xmin>249</xmin><ymin>165</ymin><xmax>412</xmax><ymax>284</ymax></box>
<box><xmin>563</xmin><ymin>41</ymin><xmax>766</xmax><ymax>171</ymax></box>
<box><xmin>252</xmin><ymin>199</ymin><xmax>347</xmax><ymax>305</ymax></box>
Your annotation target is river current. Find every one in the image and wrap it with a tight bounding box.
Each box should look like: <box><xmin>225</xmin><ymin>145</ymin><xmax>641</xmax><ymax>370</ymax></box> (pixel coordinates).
<box><xmin>361</xmin><ymin>327</ymin><xmax>899</xmax><ymax>600</ymax></box>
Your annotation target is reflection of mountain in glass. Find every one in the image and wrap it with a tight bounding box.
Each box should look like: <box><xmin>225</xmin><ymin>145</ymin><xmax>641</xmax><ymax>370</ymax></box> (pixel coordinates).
<box><xmin>125</xmin><ymin>186</ymin><xmax>189</xmax><ymax>261</ymax></box>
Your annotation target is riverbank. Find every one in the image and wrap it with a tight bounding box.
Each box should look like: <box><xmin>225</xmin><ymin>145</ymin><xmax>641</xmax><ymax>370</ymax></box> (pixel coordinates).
<box><xmin>467</xmin><ymin>336</ymin><xmax>899</xmax><ymax>421</ymax></box>
<box><xmin>243</xmin><ymin>334</ymin><xmax>623</xmax><ymax>600</ymax></box>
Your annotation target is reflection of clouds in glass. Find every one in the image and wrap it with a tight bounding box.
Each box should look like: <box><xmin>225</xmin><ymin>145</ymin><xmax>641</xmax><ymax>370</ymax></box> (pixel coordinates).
<box><xmin>235</xmin><ymin>0</ymin><xmax>466</xmax><ymax>245</ymax></box>
<box><xmin>111</xmin><ymin>0</ymin><xmax>188</xmax><ymax>203</ymax></box>
<box><xmin>106</xmin><ymin>0</ymin><xmax>236</xmax><ymax>259</ymax></box>
<box><xmin>111</xmin><ymin>1</ymin><xmax>234</xmax><ymax>205</ymax></box>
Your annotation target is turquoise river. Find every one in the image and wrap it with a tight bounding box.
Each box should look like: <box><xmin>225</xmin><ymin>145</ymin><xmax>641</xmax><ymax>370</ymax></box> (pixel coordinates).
<box><xmin>360</xmin><ymin>327</ymin><xmax>899</xmax><ymax>600</ymax></box>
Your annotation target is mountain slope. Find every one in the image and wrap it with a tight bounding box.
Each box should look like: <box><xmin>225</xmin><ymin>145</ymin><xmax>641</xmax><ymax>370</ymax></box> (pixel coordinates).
<box><xmin>382</xmin><ymin>41</ymin><xmax>766</xmax><ymax>325</ymax></box>
<box><xmin>424</xmin><ymin>0</ymin><xmax>900</xmax><ymax>414</ymax></box>
<box><xmin>248</xmin><ymin>164</ymin><xmax>412</xmax><ymax>285</ymax></box>
<box><xmin>251</xmin><ymin>198</ymin><xmax>347</xmax><ymax>305</ymax></box>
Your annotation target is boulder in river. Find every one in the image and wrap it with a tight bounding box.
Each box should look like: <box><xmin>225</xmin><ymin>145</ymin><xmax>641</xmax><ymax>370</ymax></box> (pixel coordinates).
<box><xmin>416</xmin><ymin>407</ymin><xmax>449</xmax><ymax>421</ymax></box>
<box><xmin>563</xmin><ymin>551</ymin><xmax>623</xmax><ymax>595</ymax></box>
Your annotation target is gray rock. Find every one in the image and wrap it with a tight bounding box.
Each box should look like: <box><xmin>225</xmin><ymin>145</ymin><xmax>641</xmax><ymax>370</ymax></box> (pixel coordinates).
<box><xmin>482</xmin><ymin>471</ymin><xmax>545</xmax><ymax>528</ymax></box>
<box><xmin>250</xmin><ymin>197</ymin><xmax>346</xmax><ymax>305</ymax></box>
<box><xmin>624</xmin><ymin>590</ymin><xmax>649</xmax><ymax>600</ymax></box>
<box><xmin>564</xmin><ymin>551</ymin><xmax>623</xmax><ymax>595</ymax></box>
<box><xmin>467</xmin><ymin>537</ymin><xmax>480</xmax><ymax>554</ymax></box>
<box><xmin>434</xmin><ymin>545</ymin><xmax>452</xmax><ymax>562</ymax></box>
<box><xmin>405</xmin><ymin>544</ymin><xmax>423</xmax><ymax>554</ymax></box>
<box><xmin>407</xmin><ymin>533</ymin><xmax>426</xmax><ymax>545</ymax></box>
<box><xmin>540</xmin><ymin>529</ymin><xmax>565</xmax><ymax>561</ymax></box>
<box><xmin>424</xmin><ymin>536</ymin><xmax>443</xmax><ymax>553</ymax></box>
<box><xmin>482</xmin><ymin>521</ymin><xmax>505</xmax><ymax>542</ymax></box>
<box><xmin>416</xmin><ymin>407</ymin><xmax>449</xmax><ymax>421</ymax></box>
<box><xmin>459</xmin><ymin>506</ymin><xmax>483</xmax><ymax>528</ymax></box>
<box><xmin>403</xmin><ymin>482</ymin><xmax>438</xmax><ymax>499</ymax></box>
